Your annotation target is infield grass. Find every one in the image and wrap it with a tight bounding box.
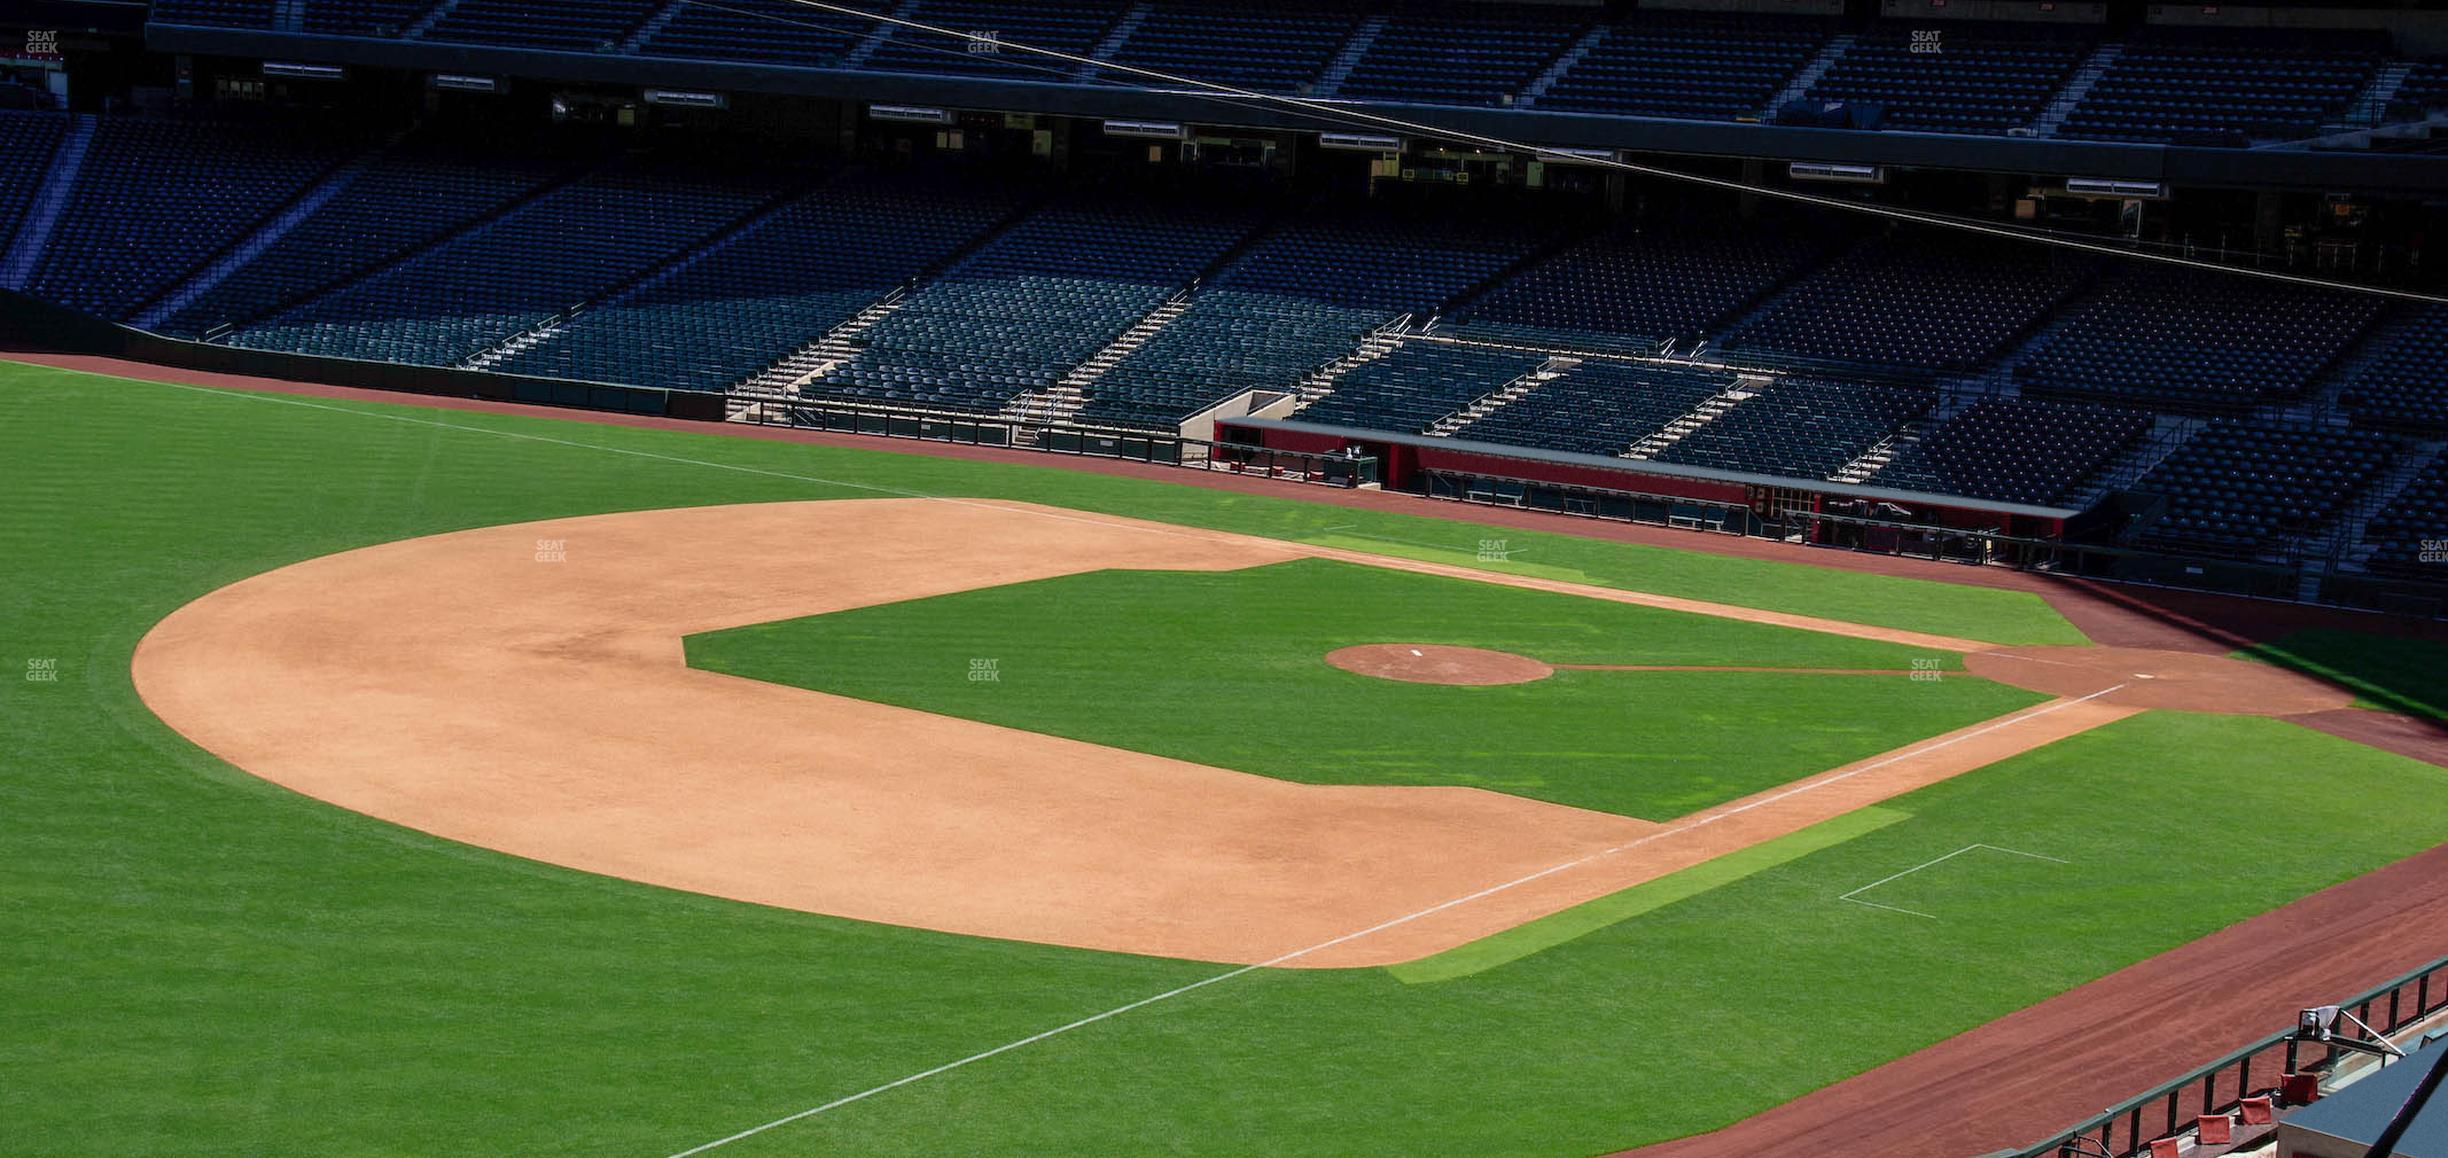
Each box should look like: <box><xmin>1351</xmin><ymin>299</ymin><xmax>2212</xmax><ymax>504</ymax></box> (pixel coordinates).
<box><xmin>687</xmin><ymin>559</ymin><xmax>2047</xmax><ymax>820</ymax></box>
<box><xmin>7</xmin><ymin>361</ymin><xmax>2445</xmax><ymax>1157</ymax></box>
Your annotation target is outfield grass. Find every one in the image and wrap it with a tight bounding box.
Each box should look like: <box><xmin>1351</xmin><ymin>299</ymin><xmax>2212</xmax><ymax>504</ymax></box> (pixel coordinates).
<box><xmin>689</xmin><ymin>559</ymin><xmax>2046</xmax><ymax>820</ymax></box>
<box><xmin>7</xmin><ymin>362</ymin><xmax>2444</xmax><ymax>1156</ymax></box>
<box><xmin>2238</xmin><ymin>629</ymin><xmax>2448</xmax><ymax>720</ymax></box>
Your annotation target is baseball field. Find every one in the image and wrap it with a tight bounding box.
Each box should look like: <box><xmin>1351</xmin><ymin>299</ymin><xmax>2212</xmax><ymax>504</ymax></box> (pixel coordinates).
<box><xmin>10</xmin><ymin>356</ymin><xmax>2448</xmax><ymax>1156</ymax></box>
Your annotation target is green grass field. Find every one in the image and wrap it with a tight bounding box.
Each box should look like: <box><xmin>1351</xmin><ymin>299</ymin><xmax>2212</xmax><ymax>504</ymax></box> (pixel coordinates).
<box><xmin>689</xmin><ymin>559</ymin><xmax>2046</xmax><ymax>819</ymax></box>
<box><xmin>2239</xmin><ymin>629</ymin><xmax>2448</xmax><ymax>720</ymax></box>
<box><xmin>9</xmin><ymin>359</ymin><xmax>2448</xmax><ymax>1156</ymax></box>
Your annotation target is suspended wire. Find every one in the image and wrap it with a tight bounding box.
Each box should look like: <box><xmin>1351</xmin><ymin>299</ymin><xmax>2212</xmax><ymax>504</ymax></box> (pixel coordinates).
<box><xmin>725</xmin><ymin>0</ymin><xmax>2447</xmax><ymax>305</ymax></box>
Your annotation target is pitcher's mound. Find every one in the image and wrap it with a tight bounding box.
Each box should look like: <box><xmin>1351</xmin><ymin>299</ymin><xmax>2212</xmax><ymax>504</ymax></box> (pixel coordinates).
<box><xmin>1327</xmin><ymin>644</ymin><xmax>1555</xmax><ymax>686</ymax></box>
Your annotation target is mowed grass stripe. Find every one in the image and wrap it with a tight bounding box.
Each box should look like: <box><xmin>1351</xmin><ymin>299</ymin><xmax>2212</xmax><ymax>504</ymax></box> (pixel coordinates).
<box><xmin>1388</xmin><ymin>806</ymin><xmax>1915</xmax><ymax>984</ymax></box>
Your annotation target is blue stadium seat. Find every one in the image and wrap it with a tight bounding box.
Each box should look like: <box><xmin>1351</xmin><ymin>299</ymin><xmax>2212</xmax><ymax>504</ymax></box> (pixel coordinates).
<box><xmin>2017</xmin><ymin>265</ymin><xmax>2382</xmax><ymax>411</ymax></box>
<box><xmin>496</xmin><ymin>171</ymin><xmax>1021</xmax><ymax>392</ymax></box>
<box><xmin>1298</xmin><ymin>341</ymin><xmax>1549</xmax><ymax>433</ymax></box>
<box><xmin>2129</xmin><ymin>419</ymin><xmax>2396</xmax><ymax>557</ymax></box>
<box><xmin>1336</xmin><ymin>3</ymin><xmax>1589</xmax><ymax>108</ymax></box>
<box><xmin>1876</xmin><ymin>396</ymin><xmax>2150</xmax><ymax>505</ymax></box>
<box><xmin>1448</xmin><ymin>359</ymin><xmax>1732</xmax><ymax>457</ymax></box>
<box><xmin>1537</xmin><ymin>11</ymin><xmax>1832</xmax><ymax>120</ymax></box>
<box><xmin>28</xmin><ymin>116</ymin><xmax>350</xmax><ymax>321</ymax></box>
<box><xmin>228</xmin><ymin>165</ymin><xmax>770</xmax><ymax>365</ymax></box>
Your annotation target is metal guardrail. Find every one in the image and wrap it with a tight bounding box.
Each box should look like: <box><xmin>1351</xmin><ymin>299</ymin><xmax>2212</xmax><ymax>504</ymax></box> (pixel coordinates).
<box><xmin>2015</xmin><ymin>954</ymin><xmax>2448</xmax><ymax>1158</ymax></box>
<box><xmin>732</xmin><ymin>393</ymin><xmax>1379</xmax><ymax>488</ymax></box>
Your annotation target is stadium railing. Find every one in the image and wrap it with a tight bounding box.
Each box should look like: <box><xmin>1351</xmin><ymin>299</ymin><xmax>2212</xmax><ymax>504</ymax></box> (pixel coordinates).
<box><xmin>2012</xmin><ymin>953</ymin><xmax>2448</xmax><ymax>1158</ymax></box>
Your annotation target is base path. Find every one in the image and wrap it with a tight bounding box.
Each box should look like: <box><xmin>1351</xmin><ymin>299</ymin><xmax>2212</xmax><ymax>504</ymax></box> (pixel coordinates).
<box><xmin>133</xmin><ymin>499</ymin><xmax>2124</xmax><ymax>968</ymax></box>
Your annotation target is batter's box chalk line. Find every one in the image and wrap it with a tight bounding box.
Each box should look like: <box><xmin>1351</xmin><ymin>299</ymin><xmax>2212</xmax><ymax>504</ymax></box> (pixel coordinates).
<box><xmin>1836</xmin><ymin>843</ymin><xmax>2069</xmax><ymax>921</ymax></box>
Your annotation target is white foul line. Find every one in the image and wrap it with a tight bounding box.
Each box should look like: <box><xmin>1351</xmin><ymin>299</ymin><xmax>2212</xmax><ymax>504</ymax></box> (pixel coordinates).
<box><xmin>1838</xmin><ymin>843</ymin><xmax>2072</xmax><ymax>920</ymax></box>
<box><xmin>665</xmin><ymin>683</ymin><xmax>2127</xmax><ymax>1155</ymax></box>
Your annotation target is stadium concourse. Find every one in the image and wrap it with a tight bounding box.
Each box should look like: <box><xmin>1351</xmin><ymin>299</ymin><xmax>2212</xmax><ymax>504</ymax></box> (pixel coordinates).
<box><xmin>9</xmin><ymin>0</ymin><xmax>2448</xmax><ymax>1155</ymax></box>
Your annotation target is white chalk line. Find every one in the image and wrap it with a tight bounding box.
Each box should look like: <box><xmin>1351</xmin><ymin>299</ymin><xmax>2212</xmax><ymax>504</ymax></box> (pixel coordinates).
<box><xmin>665</xmin><ymin>684</ymin><xmax>2127</xmax><ymax>1154</ymax></box>
<box><xmin>1838</xmin><ymin>842</ymin><xmax>2072</xmax><ymax>920</ymax></box>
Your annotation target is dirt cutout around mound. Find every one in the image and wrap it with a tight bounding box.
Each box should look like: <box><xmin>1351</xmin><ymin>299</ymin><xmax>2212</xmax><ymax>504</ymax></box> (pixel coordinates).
<box><xmin>1325</xmin><ymin>644</ymin><xmax>1556</xmax><ymax>685</ymax></box>
<box><xmin>135</xmin><ymin>498</ymin><xmax>2149</xmax><ymax>968</ymax></box>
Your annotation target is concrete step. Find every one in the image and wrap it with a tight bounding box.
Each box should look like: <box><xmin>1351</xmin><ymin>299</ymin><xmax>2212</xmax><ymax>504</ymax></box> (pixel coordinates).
<box><xmin>736</xmin><ymin>291</ymin><xmax>908</xmax><ymax>394</ymax></box>
<box><xmin>0</xmin><ymin>113</ymin><xmax>94</xmax><ymax>291</ymax></box>
<box><xmin>1518</xmin><ymin>26</ymin><xmax>1606</xmax><ymax>109</ymax></box>
<box><xmin>2033</xmin><ymin>42</ymin><xmax>2122</xmax><ymax>137</ymax></box>
<box><xmin>1428</xmin><ymin>354</ymin><xmax>1574</xmax><ymax>436</ymax></box>
<box><xmin>1624</xmin><ymin>373</ymin><xmax>1767</xmax><ymax>460</ymax></box>
<box><xmin>1315</xmin><ymin>14</ymin><xmax>1388</xmax><ymax>98</ymax></box>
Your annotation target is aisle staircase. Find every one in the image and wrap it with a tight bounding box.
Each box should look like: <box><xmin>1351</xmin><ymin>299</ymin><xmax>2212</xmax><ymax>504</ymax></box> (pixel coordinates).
<box><xmin>1517</xmin><ymin>27</ymin><xmax>1607</xmax><ymax>109</ymax></box>
<box><xmin>1074</xmin><ymin>2</ymin><xmax>1151</xmax><ymax>81</ymax></box>
<box><xmin>2032</xmin><ymin>43</ymin><xmax>2122</xmax><ymax>137</ymax></box>
<box><xmin>1427</xmin><ymin>354</ymin><xmax>1571</xmax><ymax>436</ymax></box>
<box><xmin>999</xmin><ymin>288</ymin><xmax>1191</xmax><ymax>425</ymax></box>
<box><xmin>735</xmin><ymin>290</ymin><xmax>907</xmax><ymax>394</ymax></box>
<box><xmin>1315</xmin><ymin>15</ymin><xmax>1388</xmax><ymax>98</ymax></box>
<box><xmin>1289</xmin><ymin>318</ymin><xmax>1410</xmax><ymax>411</ymax></box>
<box><xmin>1760</xmin><ymin>33</ymin><xmax>1855</xmax><ymax>116</ymax></box>
<box><xmin>1828</xmin><ymin>420</ymin><xmax>1930</xmax><ymax>484</ymax></box>
<box><xmin>0</xmin><ymin>114</ymin><xmax>94</xmax><ymax>291</ymax></box>
<box><xmin>1623</xmin><ymin>374</ymin><xmax>1767</xmax><ymax>460</ymax></box>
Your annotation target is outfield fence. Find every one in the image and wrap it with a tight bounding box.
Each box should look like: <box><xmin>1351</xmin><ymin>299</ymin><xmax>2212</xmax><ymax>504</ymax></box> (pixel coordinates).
<box><xmin>2014</xmin><ymin>954</ymin><xmax>2448</xmax><ymax>1157</ymax></box>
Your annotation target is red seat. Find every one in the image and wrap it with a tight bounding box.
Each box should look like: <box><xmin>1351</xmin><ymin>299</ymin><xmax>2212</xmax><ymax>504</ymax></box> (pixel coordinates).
<box><xmin>2149</xmin><ymin>1138</ymin><xmax>2182</xmax><ymax>1158</ymax></box>
<box><xmin>2239</xmin><ymin>1095</ymin><xmax>2275</xmax><ymax>1126</ymax></box>
<box><xmin>2198</xmin><ymin>1113</ymin><xmax>2233</xmax><ymax>1144</ymax></box>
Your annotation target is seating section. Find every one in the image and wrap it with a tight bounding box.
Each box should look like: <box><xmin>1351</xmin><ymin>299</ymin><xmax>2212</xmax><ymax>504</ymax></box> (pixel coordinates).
<box><xmin>863</xmin><ymin>0</ymin><xmax>1122</xmax><ymax>81</ymax></box>
<box><xmin>810</xmin><ymin>199</ymin><xmax>1255</xmax><ymax>413</ymax></box>
<box><xmin>0</xmin><ymin>111</ymin><xmax>68</xmax><ymax>243</ymax></box>
<box><xmin>2339</xmin><ymin>306</ymin><xmax>2448</xmax><ymax>433</ymax></box>
<box><xmin>2059</xmin><ymin>30</ymin><xmax>2387</xmax><ymax>144</ymax></box>
<box><xmin>1336</xmin><ymin>4</ymin><xmax>1589</xmax><ymax>107</ymax></box>
<box><xmin>496</xmin><ymin>174</ymin><xmax>1018</xmax><ymax>392</ymax></box>
<box><xmin>1805</xmin><ymin>23</ymin><xmax>2091</xmax><ymax>135</ymax></box>
<box><xmin>1105</xmin><ymin>3</ymin><xmax>1356</xmax><ymax>93</ymax></box>
<box><xmin>29</xmin><ymin>118</ymin><xmax>348</xmax><ymax>321</ymax></box>
<box><xmin>2358</xmin><ymin>456</ymin><xmax>2448</xmax><ymax>580</ymax></box>
<box><xmin>640</xmin><ymin>0</ymin><xmax>877</xmax><ymax>68</ymax></box>
<box><xmin>148</xmin><ymin>0</ymin><xmax>275</xmax><ymax>28</ymax></box>
<box><xmin>2130</xmin><ymin>420</ymin><xmax>2394</xmax><ymax>557</ymax></box>
<box><xmin>1298</xmin><ymin>342</ymin><xmax>1548</xmax><ymax>433</ymax></box>
<box><xmin>1075</xmin><ymin>212</ymin><xmax>1548</xmax><ymax>428</ymax></box>
<box><xmin>1460</xmin><ymin>220</ymin><xmax>1828</xmax><ymax>348</ymax></box>
<box><xmin>1876</xmin><ymin>397</ymin><xmax>2150</xmax><ymax>506</ymax></box>
<box><xmin>2400</xmin><ymin>61</ymin><xmax>2448</xmax><ymax>112</ymax></box>
<box><xmin>1723</xmin><ymin>233</ymin><xmax>2095</xmax><ymax>372</ymax></box>
<box><xmin>303</xmin><ymin>0</ymin><xmax>430</xmax><ymax>36</ymax></box>
<box><xmin>1654</xmin><ymin>378</ymin><xmax>1933</xmax><ymax>480</ymax></box>
<box><xmin>423</xmin><ymin>0</ymin><xmax>663</xmax><ymax>51</ymax></box>
<box><xmin>1448</xmin><ymin>359</ymin><xmax>1730</xmax><ymax>457</ymax></box>
<box><xmin>156</xmin><ymin>4</ymin><xmax>2447</xmax><ymax>144</ymax></box>
<box><xmin>229</xmin><ymin>167</ymin><xmax>767</xmax><ymax>365</ymax></box>
<box><xmin>2017</xmin><ymin>266</ymin><xmax>2382</xmax><ymax>411</ymax></box>
<box><xmin>160</xmin><ymin>143</ymin><xmax>571</xmax><ymax>337</ymax></box>
<box><xmin>1536</xmin><ymin>12</ymin><xmax>1830</xmax><ymax>120</ymax></box>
